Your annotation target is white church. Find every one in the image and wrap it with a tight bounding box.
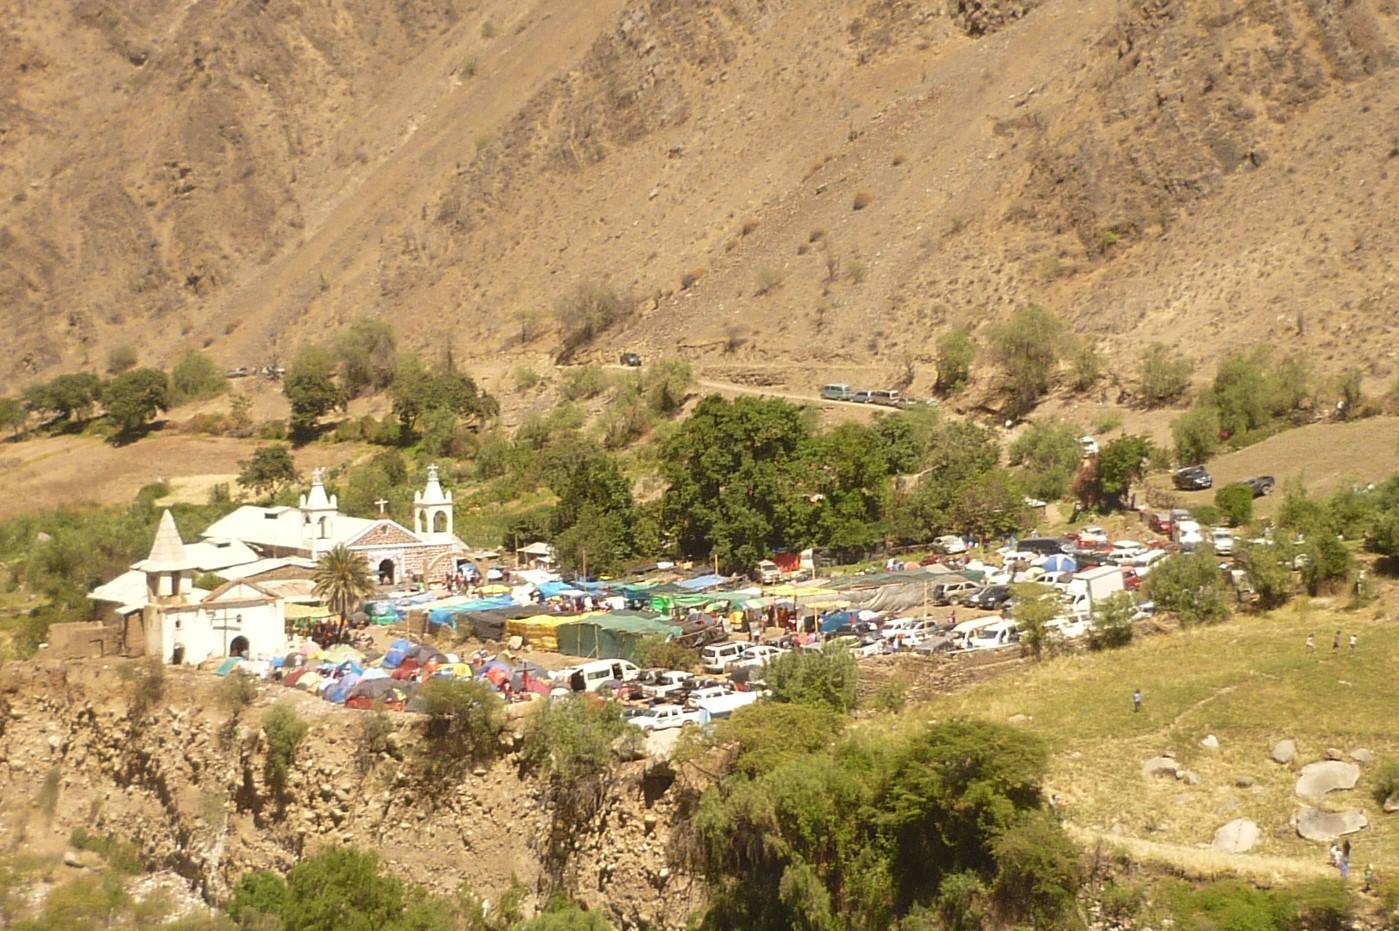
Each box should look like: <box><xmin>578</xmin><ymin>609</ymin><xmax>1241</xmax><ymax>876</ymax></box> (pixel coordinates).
<box><xmin>90</xmin><ymin>466</ymin><xmax>469</xmax><ymax>664</ymax></box>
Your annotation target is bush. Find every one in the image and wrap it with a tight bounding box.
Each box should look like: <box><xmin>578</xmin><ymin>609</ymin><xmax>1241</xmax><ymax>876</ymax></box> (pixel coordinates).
<box><xmin>1145</xmin><ymin>552</ymin><xmax>1229</xmax><ymax>623</ymax></box>
<box><xmin>1099</xmin><ymin>881</ymin><xmax>1145</xmax><ymax>922</ymax></box>
<box><xmin>220</xmin><ymin>674</ymin><xmax>258</xmax><ymax>715</ymax></box>
<box><xmin>1011</xmin><ymin>583</ymin><xmax>1060</xmax><ymax>660</ymax></box>
<box><xmin>106</xmin><ymin>344</ymin><xmax>138</xmax><ymax>374</ymax></box>
<box><xmin>123</xmin><ymin>657</ymin><xmax>166</xmax><ymax>718</ymax></box>
<box><xmin>1191</xmin><ymin>505</ymin><xmax>1224</xmax><ymax>527</ymax></box>
<box><xmin>1138</xmin><ymin>343</ymin><xmax>1193</xmax><ymax>407</ymax></box>
<box><xmin>1215</xmin><ymin>483</ymin><xmax>1255</xmax><ymax>527</ymax></box>
<box><xmin>229</xmin><ymin>870</ymin><xmax>288</xmax><ymax>924</ymax></box>
<box><xmin>991</xmin><ymin>813</ymin><xmax>1082</xmax><ymax>928</ymax></box>
<box><xmin>561</xmin><ymin>365</ymin><xmax>610</xmax><ymax>401</ymax></box>
<box><xmin>936</xmin><ymin>328</ymin><xmax>976</xmax><ymax>395</ymax></box>
<box><xmin>419</xmin><ymin>678</ymin><xmax>504</xmax><ymax>765</ymax></box>
<box><xmin>1236</xmin><ymin>541</ymin><xmax>1295</xmax><ymax>609</ymax></box>
<box><xmin>1373</xmin><ymin>760</ymin><xmax>1399</xmax><ymax>806</ymax></box>
<box><xmin>513</xmin><ymin>366</ymin><xmax>541</xmax><ymax>390</ymax></box>
<box><xmin>1008</xmin><ymin>420</ymin><xmax>1082</xmax><ymax>502</ymax></box>
<box><xmin>282</xmin><ymin>847</ymin><xmax>405</xmax><ymax>931</ymax></box>
<box><xmin>262</xmin><ymin>703</ymin><xmax>309</xmax><ymax>793</ymax></box>
<box><xmin>68</xmin><ymin>827</ymin><xmax>143</xmax><ymax>874</ymax></box>
<box><xmin>1172</xmin><ymin>405</ymin><xmax>1220</xmax><ymax>465</ymax></box>
<box><xmin>754</xmin><ymin>265</ymin><xmax>784</xmax><ymax>296</ymax></box>
<box><xmin>763</xmin><ymin>642</ymin><xmax>858</xmax><ymax>712</ymax></box>
<box><xmin>1066</xmin><ymin>338</ymin><xmax>1103</xmax><ymax>392</ymax></box>
<box><xmin>932</xmin><ymin>872</ymin><xmax>987</xmax><ymax>931</ymax></box>
<box><xmin>170</xmin><ymin>350</ymin><xmax>228</xmax><ymax>404</ymax></box>
<box><xmin>632</xmin><ymin>637</ymin><xmax>698</xmax><ymax>671</ymax></box>
<box><xmin>518</xmin><ymin>896</ymin><xmax>617</xmax><ymax>931</ymax></box>
<box><xmin>706</xmin><ymin>702</ymin><xmax>847</xmax><ymax>777</ymax></box>
<box><xmin>989</xmin><ymin>306</ymin><xmax>1065</xmax><ymax>417</ymax></box>
<box><xmin>1088</xmin><ymin>591</ymin><xmax>1134</xmax><ymax>650</ymax></box>
<box><xmin>555</xmin><ymin>283</ymin><xmax>630</xmax><ymax>360</ymax></box>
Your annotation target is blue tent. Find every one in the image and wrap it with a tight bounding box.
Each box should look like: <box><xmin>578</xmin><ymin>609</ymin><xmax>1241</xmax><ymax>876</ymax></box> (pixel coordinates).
<box><xmin>1041</xmin><ymin>554</ymin><xmax>1077</xmax><ymax>574</ymax></box>
<box><xmin>820</xmin><ymin>610</ymin><xmax>855</xmax><ymax>633</ymax></box>
<box><xmin>324</xmin><ymin>673</ymin><xmax>361</xmax><ymax>704</ymax></box>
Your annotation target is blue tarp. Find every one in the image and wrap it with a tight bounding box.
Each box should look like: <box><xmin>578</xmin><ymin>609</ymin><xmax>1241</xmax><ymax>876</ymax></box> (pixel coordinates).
<box><xmin>675</xmin><ymin>574</ymin><xmax>729</xmax><ymax>592</ymax></box>
<box><xmin>428</xmin><ymin>595</ymin><xmax>513</xmax><ymax>627</ymax></box>
<box><xmin>1041</xmin><ymin>554</ymin><xmax>1077</xmax><ymax>573</ymax></box>
<box><xmin>324</xmin><ymin>673</ymin><xmax>361</xmax><ymax>704</ymax></box>
<box><xmin>820</xmin><ymin>610</ymin><xmax>854</xmax><ymax>633</ymax></box>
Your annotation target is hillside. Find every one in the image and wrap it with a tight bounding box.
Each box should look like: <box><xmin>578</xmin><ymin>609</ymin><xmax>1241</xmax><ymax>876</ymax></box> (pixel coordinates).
<box><xmin>2</xmin><ymin>0</ymin><xmax>1395</xmax><ymax>392</ymax></box>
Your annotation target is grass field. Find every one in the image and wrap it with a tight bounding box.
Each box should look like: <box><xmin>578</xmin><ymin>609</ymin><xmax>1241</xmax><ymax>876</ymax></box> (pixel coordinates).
<box><xmin>902</xmin><ymin>590</ymin><xmax>1399</xmax><ymax>878</ymax></box>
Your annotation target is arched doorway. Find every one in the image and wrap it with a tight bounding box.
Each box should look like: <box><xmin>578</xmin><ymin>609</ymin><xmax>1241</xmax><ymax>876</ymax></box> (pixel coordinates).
<box><xmin>229</xmin><ymin>635</ymin><xmax>249</xmax><ymax>658</ymax></box>
<box><xmin>378</xmin><ymin>559</ymin><xmax>396</xmax><ymax>584</ymax></box>
<box><xmin>432</xmin><ymin>511</ymin><xmax>448</xmax><ymax>534</ymax></box>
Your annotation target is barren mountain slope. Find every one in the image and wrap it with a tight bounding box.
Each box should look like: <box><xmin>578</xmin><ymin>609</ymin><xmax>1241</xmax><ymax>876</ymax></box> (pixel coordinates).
<box><xmin>1</xmin><ymin>0</ymin><xmax>1395</xmax><ymax>388</ymax></box>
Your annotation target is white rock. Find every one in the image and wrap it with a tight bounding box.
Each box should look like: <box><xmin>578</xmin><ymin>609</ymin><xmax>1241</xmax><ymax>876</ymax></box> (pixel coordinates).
<box><xmin>1295</xmin><ymin>806</ymin><xmax>1367</xmax><ymax>842</ymax></box>
<box><xmin>1212</xmin><ymin>819</ymin><xmax>1260</xmax><ymax>853</ymax></box>
<box><xmin>1295</xmin><ymin>761</ymin><xmax>1360</xmax><ymax>798</ymax></box>
<box><xmin>1200</xmin><ymin>734</ymin><xmax>1220</xmax><ymax>750</ymax></box>
<box><xmin>1271</xmin><ymin>739</ymin><xmax>1296</xmax><ymax>764</ymax></box>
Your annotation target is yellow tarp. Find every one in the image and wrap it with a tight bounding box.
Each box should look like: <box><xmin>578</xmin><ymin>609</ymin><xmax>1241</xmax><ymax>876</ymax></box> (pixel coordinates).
<box><xmin>505</xmin><ymin>612</ymin><xmax>600</xmax><ymax>653</ymax></box>
<box><xmin>286</xmin><ymin>603</ymin><xmax>333</xmax><ymax>620</ymax></box>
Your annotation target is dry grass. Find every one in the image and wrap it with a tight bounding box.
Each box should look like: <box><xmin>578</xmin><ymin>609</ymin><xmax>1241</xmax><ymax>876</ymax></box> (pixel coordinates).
<box><xmin>902</xmin><ymin>593</ymin><xmax>1399</xmax><ymax>873</ymax></box>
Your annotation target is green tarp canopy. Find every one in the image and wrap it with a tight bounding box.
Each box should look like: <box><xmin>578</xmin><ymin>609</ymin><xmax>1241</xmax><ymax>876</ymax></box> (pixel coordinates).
<box><xmin>556</xmin><ymin>613</ymin><xmax>683</xmax><ymax>662</ymax></box>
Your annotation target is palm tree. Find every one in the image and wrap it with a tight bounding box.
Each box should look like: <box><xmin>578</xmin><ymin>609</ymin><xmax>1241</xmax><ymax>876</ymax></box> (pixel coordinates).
<box><xmin>313</xmin><ymin>544</ymin><xmax>376</xmax><ymax>620</ymax></box>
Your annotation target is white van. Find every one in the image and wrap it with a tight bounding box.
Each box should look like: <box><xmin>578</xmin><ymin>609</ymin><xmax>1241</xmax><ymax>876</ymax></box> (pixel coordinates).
<box><xmin>967</xmin><ymin>618</ymin><xmax>1019</xmax><ymax>650</ymax></box>
<box><xmin>949</xmin><ymin>616</ymin><xmax>1000</xmax><ymax>650</ymax></box>
<box><xmin>701</xmin><ymin>641</ymin><xmax>747</xmax><ymax>673</ymax></box>
<box><xmin>558</xmin><ymin>659</ymin><xmax>641</xmax><ymax>693</ymax></box>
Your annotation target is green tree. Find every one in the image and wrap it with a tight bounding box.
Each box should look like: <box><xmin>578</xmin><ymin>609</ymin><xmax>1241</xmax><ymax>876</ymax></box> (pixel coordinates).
<box><xmin>660</xmin><ymin>396</ymin><xmax>811</xmax><ymax>571</ymax></box>
<box><xmin>1066</xmin><ymin>337</ymin><xmax>1103</xmax><ymax>392</ymax></box>
<box><xmin>0</xmin><ymin>396</ymin><xmax>25</xmax><ymax>435</ymax></box>
<box><xmin>1137</xmin><ymin>343</ymin><xmax>1193</xmax><ymax>407</ymax></box>
<box><xmin>313</xmin><ymin>544</ymin><xmax>376</xmax><ymax>619</ymax></box>
<box><xmin>990</xmin><ymin>812</ymin><xmax>1083</xmax><ymax>928</ymax></box>
<box><xmin>935</xmin><ymin>327</ymin><xmax>976</xmax><ymax>395</ymax></box>
<box><xmin>641</xmin><ymin>357</ymin><xmax>694</xmax><ymax>415</ymax></box>
<box><xmin>763</xmin><ymin>642</ymin><xmax>859</xmax><ymax>712</ymax></box>
<box><xmin>1010</xmin><ymin>583</ymin><xmax>1059</xmax><ymax>660</ymax></box>
<box><xmin>284</xmin><ymin>345</ymin><xmax>346</xmax><ymax>439</ymax></box>
<box><xmin>1236</xmin><ymin>541</ymin><xmax>1294</xmax><ymax>609</ymax></box>
<box><xmin>1298</xmin><ymin>533</ymin><xmax>1352</xmax><ymax>596</ymax></box>
<box><xmin>1088</xmin><ymin>591</ymin><xmax>1134</xmax><ymax>650</ymax></box>
<box><xmin>549</xmin><ymin>451</ymin><xmax>636</xmax><ymax>574</ymax></box>
<box><xmin>170</xmin><ymin>349</ymin><xmax>228</xmax><ymax>403</ymax></box>
<box><xmin>804</xmin><ymin>422</ymin><xmax>891</xmax><ymax>558</ymax></box>
<box><xmin>1008</xmin><ymin>420</ymin><xmax>1082</xmax><ymax>502</ymax></box>
<box><xmin>24</xmin><ymin>372</ymin><xmax>102</xmax><ymax>422</ymax></box>
<box><xmin>102</xmin><ymin>367</ymin><xmax>171</xmax><ymax>439</ymax></box>
<box><xmin>390</xmin><ymin>354</ymin><xmax>496</xmax><ymax>436</ymax></box>
<box><xmin>237</xmin><ymin>445</ymin><xmax>298</xmax><ymax>501</ymax></box>
<box><xmin>950</xmin><ymin>469</ymin><xmax>1028</xmax><ymax>545</ymax></box>
<box><xmin>1171</xmin><ymin>405</ymin><xmax>1220</xmax><ymax>466</ymax></box>
<box><xmin>518</xmin><ymin>897</ymin><xmax>617</xmax><ymax>931</ymax></box>
<box><xmin>336</xmin><ymin>318</ymin><xmax>399</xmax><ymax>397</ymax></box>
<box><xmin>988</xmin><ymin>306</ymin><xmax>1064</xmax><ymax>417</ymax></box>
<box><xmin>1145</xmin><ymin>552</ymin><xmax>1229</xmax><ymax>623</ymax></box>
<box><xmin>229</xmin><ymin>870</ymin><xmax>289</xmax><ymax>924</ymax></box>
<box><xmin>1094</xmin><ymin>435</ymin><xmax>1152</xmax><ymax>510</ymax></box>
<box><xmin>1214</xmin><ymin>484</ymin><xmax>1254</xmax><ymax>527</ymax></box>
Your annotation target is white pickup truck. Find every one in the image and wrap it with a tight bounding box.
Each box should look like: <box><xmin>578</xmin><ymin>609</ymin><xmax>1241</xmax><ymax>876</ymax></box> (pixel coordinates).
<box><xmin>627</xmin><ymin>704</ymin><xmax>708</xmax><ymax>731</ymax></box>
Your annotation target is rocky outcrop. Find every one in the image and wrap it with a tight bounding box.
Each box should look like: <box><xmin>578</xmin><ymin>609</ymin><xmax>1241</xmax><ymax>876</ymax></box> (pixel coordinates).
<box><xmin>0</xmin><ymin>661</ymin><xmax>701</xmax><ymax>930</ymax></box>
<box><xmin>1295</xmin><ymin>806</ymin><xmax>1368</xmax><ymax>842</ymax></box>
<box><xmin>1295</xmin><ymin>761</ymin><xmax>1360</xmax><ymax>798</ymax></box>
<box><xmin>1142</xmin><ymin>755</ymin><xmax>1180</xmax><ymax>778</ymax></box>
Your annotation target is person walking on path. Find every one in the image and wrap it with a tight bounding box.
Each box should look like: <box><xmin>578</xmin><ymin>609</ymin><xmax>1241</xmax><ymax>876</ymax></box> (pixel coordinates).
<box><xmin>1333</xmin><ymin>630</ymin><xmax>1342</xmax><ymax>652</ymax></box>
<box><xmin>1306</xmin><ymin>633</ymin><xmax>1315</xmax><ymax>651</ymax></box>
<box><xmin>1132</xmin><ymin>688</ymin><xmax>1143</xmax><ymax>713</ymax></box>
<box><xmin>1349</xmin><ymin>633</ymin><xmax>1358</xmax><ymax>652</ymax></box>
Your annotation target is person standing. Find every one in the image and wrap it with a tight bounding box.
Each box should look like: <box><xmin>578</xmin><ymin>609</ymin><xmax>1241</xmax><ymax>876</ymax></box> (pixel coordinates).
<box><xmin>1305</xmin><ymin>633</ymin><xmax>1315</xmax><ymax>651</ymax></box>
<box><xmin>1333</xmin><ymin>630</ymin><xmax>1342</xmax><ymax>652</ymax></box>
<box><xmin>1132</xmin><ymin>688</ymin><xmax>1143</xmax><ymax>713</ymax></box>
<box><xmin>1349</xmin><ymin>633</ymin><xmax>1357</xmax><ymax>652</ymax></box>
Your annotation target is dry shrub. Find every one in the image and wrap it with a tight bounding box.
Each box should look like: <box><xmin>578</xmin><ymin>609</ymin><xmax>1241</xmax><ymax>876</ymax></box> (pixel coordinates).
<box><xmin>852</xmin><ymin>191</ymin><xmax>873</xmax><ymax>210</ymax></box>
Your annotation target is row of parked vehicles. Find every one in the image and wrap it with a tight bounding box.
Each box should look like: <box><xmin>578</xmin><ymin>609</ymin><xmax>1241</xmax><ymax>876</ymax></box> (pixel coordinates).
<box><xmin>820</xmin><ymin>384</ymin><xmax>918</xmax><ymax>407</ymax></box>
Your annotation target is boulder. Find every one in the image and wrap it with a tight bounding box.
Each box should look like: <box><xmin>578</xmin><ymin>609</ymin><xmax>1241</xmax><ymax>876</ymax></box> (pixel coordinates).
<box><xmin>1201</xmin><ymin>734</ymin><xmax>1220</xmax><ymax>750</ymax></box>
<box><xmin>1213</xmin><ymin>818</ymin><xmax>1260</xmax><ymax>853</ymax></box>
<box><xmin>1384</xmin><ymin>795</ymin><xmax>1399</xmax><ymax>814</ymax></box>
<box><xmin>1143</xmin><ymin>756</ymin><xmax>1181</xmax><ymax>779</ymax></box>
<box><xmin>1181</xmin><ymin>770</ymin><xmax>1202</xmax><ymax>786</ymax></box>
<box><xmin>1325</xmin><ymin>747</ymin><xmax>1345</xmax><ymax>761</ymax></box>
<box><xmin>1271</xmin><ymin>739</ymin><xmax>1296</xmax><ymax>764</ymax></box>
<box><xmin>1295</xmin><ymin>760</ymin><xmax>1360</xmax><ymax>798</ymax></box>
<box><xmin>1295</xmin><ymin>806</ymin><xmax>1367</xmax><ymax>842</ymax></box>
<box><xmin>1349</xmin><ymin>748</ymin><xmax>1374</xmax><ymax>764</ymax></box>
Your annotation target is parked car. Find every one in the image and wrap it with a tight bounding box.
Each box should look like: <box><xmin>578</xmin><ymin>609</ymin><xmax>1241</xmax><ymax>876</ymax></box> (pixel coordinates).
<box><xmin>1076</xmin><ymin>526</ymin><xmax>1109</xmax><ymax>545</ymax></box>
<box><xmin>932</xmin><ymin>579</ymin><xmax>980</xmax><ymax>605</ymax></box>
<box><xmin>700</xmin><ymin>642</ymin><xmax>747</xmax><ymax>673</ymax></box>
<box><xmin>557</xmin><ymin>660</ymin><xmax>641</xmax><ymax>693</ymax></box>
<box><xmin>1109</xmin><ymin>540</ymin><xmax>1147</xmax><ymax>563</ymax></box>
<box><xmin>1174</xmin><ymin>465</ymin><xmax>1213</xmax><ymax>490</ymax></box>
<box><xmin>1244</xmin><ymin>475</ymin><xmax>1276</xmax><ymax>497</ymax></box>
<box><xmin>966</xmin><ymin>618</ymin><xmax>1019</xmax><ymax>650</ymax></box>
<box><xmin>821</xmin><ymin>383</ymin><xmax>853</xmax><ymax>401</ymax></box>
<box><xmin>619</xmin><ymin>352</ymin><xmax>642</xmax><ymax>367</ymax></box>
<box><xmin>966</xmin><ymin>585</ymin><xmax>1012</xmax><ymax>610</ymax></box>
<box><xmin>869</xmin><ymin>389</ymin><xmax>902</xmax><ymax>407</ymax></box>
<box><xmin>879</xmin><ymin>618</ymin><xmax>919</xmax><ymax>641</ymax></box>
<box><xmin>1211</xmin><ymin>527</ymin><xmax>1235</xmax><ymax>555</ymax></box>
<box><xmin>932</xmin><ymin>534</ymin><xmax>968</xmax><ymax>555</ymax></box>
<box><xmin>730</xmin><ymin>644</ymin><xmax>788</xmax><ymax>670</ymax></box>
<box><xmin>850</xmin><ymin>390</ymin><xmax>872</xmax><ymax>403</ymax></box>
<box><xmin>1020</xmin><ymin>537</ymin><xmax>1070</xmax><ymax>556</ymax></box>
<box><xmin>627</xmin><ymin>704</ymin><xmax>705</xmax><ymax>731</ymax></box>
<box><xmin>640</xmin><ymin>670</ymin><xmax>694</xmax><ymax>700</ymax></box>
<box><xmin>1176</xmin><ymin>520</ymin><xmax>1205</xmax><ymax>551</ymax></box>
<box><xmin>756</xmin><ymin>559</ymin><xmax>782</xmax><ymax>584</ymax></box>
<box><xmin>1147</xmin><ymin>512</ymin><xmax>1174</xmax><ymax>535</ymax></box>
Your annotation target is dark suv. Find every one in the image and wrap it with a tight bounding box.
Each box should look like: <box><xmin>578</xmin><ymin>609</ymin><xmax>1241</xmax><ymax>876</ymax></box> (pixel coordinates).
<box><xmin>1173</xmin><ymin>465</ymin><xmax>1213</xmax><ymax>491</ymax></box>
<box><xmin>967</xmin><ymin>585</ymin><xmax>1012</xmax><ymax>610</ymax></box>
<box><xmin>1244</xmin><ymin>475</ymin><xmax>1276</xmax><ymax>497</ymax></box>
<box><xmin>619</xmin><ymin>352</ymin><xmax>642</xmax><ymax>367</ymax></box>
